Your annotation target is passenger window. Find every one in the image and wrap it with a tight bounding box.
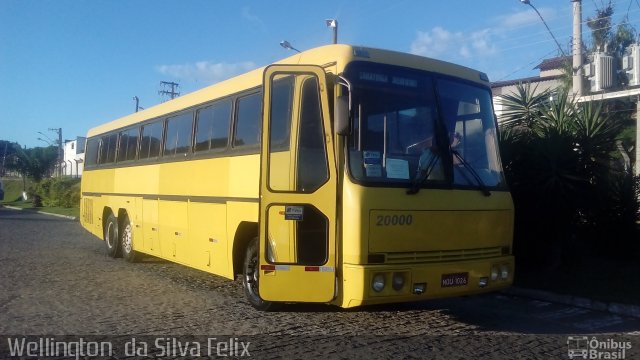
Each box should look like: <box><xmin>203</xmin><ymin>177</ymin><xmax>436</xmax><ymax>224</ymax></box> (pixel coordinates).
<box><xmin>195</xmin><ymin>101</ymin><xmax>231</xmax><ymax>152</ymax></box>
<box><xmin>164</xmin><ymin>112</ymin><xmax>193</xmax><ymax>157</ymax></box>
<box><xmin>139</xmin><ymin>121</ymin><xmax>163</xmax><ymax>159</ymax></box>
<box><xmin>85</xmin><ymin>138</ymin><xmax>100</xmax><ymax>166</ymax></box>
<box><xmin>117</xmin><ymin>128</ymin><xmax>139</xmax><ymax>162</ymax></box>
<box><xmin>234</xmin><ymin>93</ymin><xmax>261</xmax><ymax>147</ymax></box>
<box><xmin>99</xmin><ymin>133</ymin><xmax>118</xmax><ymax>164</ymax></box>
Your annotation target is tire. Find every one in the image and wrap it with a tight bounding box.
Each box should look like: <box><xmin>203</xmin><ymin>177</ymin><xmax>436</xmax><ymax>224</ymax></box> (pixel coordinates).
<box><xmin>103</xmin><ymin>213</ymin><xmax>120</xmax><ymax>258</ymax></box>
<box><xmin>242</xmin><ymin>238</ymin><xmax>279</xmax><ymax>311</ymax></box>
<box><xmin>120</xmin><ymin>215</ymin><xmax>139</xmax><ymax>263</ymax></box>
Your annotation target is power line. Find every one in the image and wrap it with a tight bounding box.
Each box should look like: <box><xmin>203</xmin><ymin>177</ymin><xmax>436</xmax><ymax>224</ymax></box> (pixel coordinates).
<box><xmin>158</xmin><ymin>81</ymin><xmax>180</xmax><ymax>102</ymax></box>
<box><xmin>494</xmin><ymin>48</ymin><xmax>559</xmax><ymax>82</ymax></box>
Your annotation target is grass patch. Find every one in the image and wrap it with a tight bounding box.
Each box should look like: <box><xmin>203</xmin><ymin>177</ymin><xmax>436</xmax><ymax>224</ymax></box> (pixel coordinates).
<box><xmin>3</xmin><ymin>199</ymin><xmax>79</xmax><ymax>218</ymax></box>
<box><xmin>1</xmin><ymin>177</ymin><xmax>31</xmax><ymax>204</ymax></box>
<box><xmin>2</xmin><ymin>177</ymin><xmax>79</xmax><ymax>218</ymax></box>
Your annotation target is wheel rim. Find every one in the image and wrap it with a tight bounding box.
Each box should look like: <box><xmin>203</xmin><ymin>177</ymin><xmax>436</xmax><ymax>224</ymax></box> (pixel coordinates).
<box><xmin>122</xmin><ymin>223</ymin><xmax>133</xmax><ymax>254</ymax></box>
<box><xmin>245</xmin><ymin>251</ymin><xmax>260</xmax><ymax>299</ymax></box>
<box><xmin>106</xmin><ymin>222</ymin><xmax>116</xmax><ymax>249</ymax></box>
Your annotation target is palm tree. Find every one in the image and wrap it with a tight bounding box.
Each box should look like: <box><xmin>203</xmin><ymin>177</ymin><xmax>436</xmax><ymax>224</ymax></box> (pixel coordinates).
<box><xmin>497</xmin><ymin>82</ymin><xmax>551</xmax><ymax>131</ymax></box>
<box><xmin>497</xmin><ymin>85</ymin><xmax>632</xmax><ymax>266</ymax></box>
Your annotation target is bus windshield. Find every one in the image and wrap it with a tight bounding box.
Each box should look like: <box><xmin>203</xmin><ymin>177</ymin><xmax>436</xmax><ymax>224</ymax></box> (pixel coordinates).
<box><xmin>345</xmin><ymin>62</ymin><xmax>506</xmax><ymax>191</ymax></box>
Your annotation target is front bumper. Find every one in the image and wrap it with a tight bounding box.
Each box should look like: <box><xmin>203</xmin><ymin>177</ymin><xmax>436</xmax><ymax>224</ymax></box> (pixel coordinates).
<box><xmin>338</xmin><ymin>256</ymin><xmax>514</xmax><ymax>308</ymax></box>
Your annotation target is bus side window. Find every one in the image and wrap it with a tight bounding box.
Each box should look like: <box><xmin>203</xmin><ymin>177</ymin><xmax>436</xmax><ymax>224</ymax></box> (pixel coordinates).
<box><xmin>117</xmin><ymin>128</ymin><xmax>139</xmax><ymax>162</ymax></box>
<box><xmin>234</xmin><ymin>92</ymin><xmax>261</xmax><ymax>148</ymax></box>
<box><xmin>139</xmin><ymin>121</ymin><xmax>163</xmax><ymax>160</ymax></box>
<box><xmin>164</xmin><ymin>112</ymin><xmax>193</xmax><ymax>157</ymax></box>
<box><xmin>84</xmin><ymin>138</ymin><xmax>100</xmax><ymax>167</ymax></box>
<box><xmin>99</xmin><ymin>133</ymin><xmax>117</xmax><ymax>164</ymax></box>
<box><xmin>195</xmin><ymin>100</ymin><xmax>231</xmax><ymax>152</ymax></box>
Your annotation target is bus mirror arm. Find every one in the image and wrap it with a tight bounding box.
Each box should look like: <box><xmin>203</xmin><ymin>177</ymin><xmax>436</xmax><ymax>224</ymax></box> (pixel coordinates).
<box><xmin>335</xmin><ymin>75</ymin><xmax>352</xmax><ymax>136</ymax></box>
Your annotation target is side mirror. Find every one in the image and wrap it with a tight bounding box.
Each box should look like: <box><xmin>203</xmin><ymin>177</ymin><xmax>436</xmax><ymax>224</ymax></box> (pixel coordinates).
<box><xmin>335</xmin><ymin>95</ymin><xmax>351</xmax><ymax>136</ymax></box>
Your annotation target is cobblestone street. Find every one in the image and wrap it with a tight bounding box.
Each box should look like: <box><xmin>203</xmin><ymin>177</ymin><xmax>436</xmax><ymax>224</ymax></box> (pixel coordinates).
<box><xmin>1</xmin><ymin>207</ymin><xmax>639</xmax><ymax>358</ymax></box>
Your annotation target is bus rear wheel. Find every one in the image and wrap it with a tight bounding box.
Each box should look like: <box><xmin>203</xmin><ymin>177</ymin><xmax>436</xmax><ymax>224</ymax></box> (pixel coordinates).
<box><xmin>104</xmin><ymin>213</ymin><xmax>120</xmax><ymax>258</ymax></box>
<box><xmin>242</xmin><ymin>238</ymin><xmax>279</xmax><ymax>311</ymax></box>
<box><xmin>120</xmin><ymin>215</ymin><xmax>139</xmax><ymax>263</ymax></box>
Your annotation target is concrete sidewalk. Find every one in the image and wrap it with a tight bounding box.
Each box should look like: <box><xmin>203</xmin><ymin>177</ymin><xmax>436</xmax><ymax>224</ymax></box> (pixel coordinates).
<box><xmin>1</xmin><ymin>205</ymin><xmax>77</xmax><ymax>221</ymax></box>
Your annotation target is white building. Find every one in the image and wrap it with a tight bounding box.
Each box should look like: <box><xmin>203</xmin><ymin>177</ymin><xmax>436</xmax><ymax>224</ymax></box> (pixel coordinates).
<box><xmin>491</xmin><ymin>56</ymin><xmax>568</xmax><ymax>119</ymax></box>
<box><xmin>62</xmin><ymin>137</ymin><xmax>86</xmax><ymax>178</ymax></box>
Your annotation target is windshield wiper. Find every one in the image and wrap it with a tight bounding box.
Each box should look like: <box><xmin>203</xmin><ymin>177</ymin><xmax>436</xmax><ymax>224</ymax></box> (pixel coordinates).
<box><xmin>407</xmin><ymin>150</ymin><xmax>439</xmax><ymax>195</ymax></box>
<box><xmin>451</xmin><ymin>150</ymin><xmax>491</xmax><ymax>197</ymax></box>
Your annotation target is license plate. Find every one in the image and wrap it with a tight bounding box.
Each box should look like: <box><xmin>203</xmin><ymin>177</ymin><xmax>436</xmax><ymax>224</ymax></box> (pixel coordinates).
<box><xmin>441</xmin><ymin>272</ymin><xmax>468</xmax><ymax>287</ymax></box>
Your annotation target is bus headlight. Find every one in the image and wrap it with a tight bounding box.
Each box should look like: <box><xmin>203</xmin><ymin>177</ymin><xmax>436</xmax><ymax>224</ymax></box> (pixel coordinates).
<box><xmin>500</xmin><ymin>265</ymin><xmax>509</xmax><ymax>280</ymax></box>
<box><xmin>392</xmin><ymin>272</ymin><xmax>405</xmax><ymax>291</ymax></box>
<box><xmin>490</xmin><ymin>266</ymin><xmax>499</xmax><ymax>281</ymax></box>
<box><xmin>372</xmin><ymin>273</ymin><xmax>385</xmax><ymax>292</ymax></box>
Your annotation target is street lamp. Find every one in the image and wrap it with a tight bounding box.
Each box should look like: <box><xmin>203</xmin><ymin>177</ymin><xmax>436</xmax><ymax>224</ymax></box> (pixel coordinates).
<box><xmin>37</xmin><ymin>131</ymin><xmax>54</xmax><ymax>143</ymax></box>
<box><xmin>325</xmin><ymin>19</ymin><xmax>338</xmax><ymax>44</ymax></box>
<box><xmin>520</xmin><ymin>0</ymin><xmax>566</xmax><ymax>56</ymax></box>
<box><xmin>37</xmin><ymin>138</ymin><xmax>53</xmax><ymax>146</ymax></box>
<box><xmin>280</xmin><ymin>40</ymin><xmax>301</xmax><ymax>53</ymax></box>
<box><xmin>133</xmin><ymin>96</ymin><xmax>141</xmax><ymax>113</ymax></box>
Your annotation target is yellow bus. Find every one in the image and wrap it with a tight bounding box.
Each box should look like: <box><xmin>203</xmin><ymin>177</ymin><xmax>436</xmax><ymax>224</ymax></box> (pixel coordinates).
<box><xmin>80</xmin><ymin>44</ymin><xmax>514</xmax><ymax>310</ymax></box>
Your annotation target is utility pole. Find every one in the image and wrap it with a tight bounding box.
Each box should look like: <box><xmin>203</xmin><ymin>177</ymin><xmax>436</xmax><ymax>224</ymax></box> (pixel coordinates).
<box><xmin>572</xmin><ymin>0</ymin><xmax>584</xmax><ymax>97</ymax></box>
<box><xmin>48</xmin><ymin>127</ymin><xmax>62</xmax><ymax>177</ymax></box>
<box><xmin>158</xmin><ymin>81</ymin><xmax>180</xmax><ymax>102</ymax></box>
<box><xmin>1</xmin><ymin>141</ymin><xmax>8</xmax><ymax>177</ymax></box>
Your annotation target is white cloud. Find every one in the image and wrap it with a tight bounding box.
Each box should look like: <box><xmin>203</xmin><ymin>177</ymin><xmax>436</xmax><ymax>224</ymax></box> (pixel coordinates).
<box><xmin>497</xmin><ymin>7</ymin><xmax>556</xmax><ymax>30</ymax></box>
<box><xmin>156</xmin><ymin>61</ymin><xmax>257</xmax><ymax>84</ymax></box>
<box><xmin>410</xmin><ymin>26</ymin><xmax>497</xmax><ymax>60</ymax></box>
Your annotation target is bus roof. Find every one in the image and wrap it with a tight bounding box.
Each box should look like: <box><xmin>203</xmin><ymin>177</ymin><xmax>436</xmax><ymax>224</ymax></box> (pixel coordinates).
<box><xmin>87</xmin><ymin>44</ymin><xmax>489</xmax><ymax>138</ymax></box>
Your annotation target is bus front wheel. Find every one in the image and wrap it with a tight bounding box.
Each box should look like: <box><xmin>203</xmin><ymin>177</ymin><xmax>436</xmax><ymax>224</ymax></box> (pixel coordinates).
<box><xmin>104</xmin><ymin>213</ymin><xmax>120</xmax><ymax>258</ymax></box>
<box><xmin>120</xmin><ymin>215</ymin><xmax>139</xmax><ymax>263</ymax></box>
<box><xmin>242</xmin><ymin>238</ymin><xmax>279</xmax><ymax>311</ymax></box>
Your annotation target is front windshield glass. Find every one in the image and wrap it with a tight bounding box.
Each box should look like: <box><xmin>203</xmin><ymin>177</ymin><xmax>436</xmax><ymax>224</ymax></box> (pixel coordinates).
<box><xmin>345</xmin><ymin>62</ymin><xmax>505</xmax><ymax>190</ymax></box>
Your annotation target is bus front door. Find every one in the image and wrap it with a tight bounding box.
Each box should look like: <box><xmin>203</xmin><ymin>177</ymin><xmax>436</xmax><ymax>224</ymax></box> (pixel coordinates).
<box><xmin>259</xmin><ymin>65</ymin><xmax>337</xmax><ymax>303</ymax></box>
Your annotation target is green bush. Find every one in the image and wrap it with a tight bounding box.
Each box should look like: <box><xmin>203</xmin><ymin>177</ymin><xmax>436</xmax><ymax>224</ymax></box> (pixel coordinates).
<box><xmin>31</xmin><ymin>178</ymin><xmax>81</xmax><ymax>208</ymax></box>
<box><xmin>498</xmin><ymin>85</ymin><xmax>640</xmax><ymax>268</ymax></box>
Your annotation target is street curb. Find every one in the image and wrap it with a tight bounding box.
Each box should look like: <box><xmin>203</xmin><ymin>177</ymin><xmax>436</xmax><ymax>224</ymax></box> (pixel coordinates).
<box><xmin>1</xmin><ymin>205</ymin><xmax>78</xmax><ymax>221</ymax></box>
<box><xmin>503</xmin><ymin>287</ymin><xmax>640</xmax><ymax>319</ymax></box>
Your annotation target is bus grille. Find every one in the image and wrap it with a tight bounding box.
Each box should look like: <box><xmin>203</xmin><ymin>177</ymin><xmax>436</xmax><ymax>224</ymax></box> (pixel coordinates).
<box><xmin>384</xmin><ymin>247</ymin><xmax>502</xmax><ymax>264</ymax></box>
<box><xmin>82</xmin><ymin>198</ymin><xmax>93</xmax><ymax>224</ymax></box>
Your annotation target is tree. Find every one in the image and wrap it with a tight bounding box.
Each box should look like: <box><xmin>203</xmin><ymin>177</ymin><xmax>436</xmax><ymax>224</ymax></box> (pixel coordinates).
<box><xmin>497</xmin><ymin>83</ymin><xmax>551</xmax><ymax>131</ymax></box>
<box><xmin>7</xmin><ymin>145</ymin><xmax>58</xmax><ymax>182</ymax></box>
<box><xmin>497</xmin><ymin>85</ymin><xmax>636</xmax><ymax>267</ymax></box>
<box><xmin>586</xmin><ymin>1</ymin><xmax>614</xmax><ymax>52</ymax></box>
<box><xmin>586</xmin><ymin>1</ymin><xmax>637</xmax><ymax>56</ymax></box>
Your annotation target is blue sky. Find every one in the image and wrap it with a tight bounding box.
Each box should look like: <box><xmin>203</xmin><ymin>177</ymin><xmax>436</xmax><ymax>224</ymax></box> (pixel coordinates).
<box><xmin>1</xmin><ymin>0</ymin><xmax>638</xmax><ymax>148</ymax></box>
